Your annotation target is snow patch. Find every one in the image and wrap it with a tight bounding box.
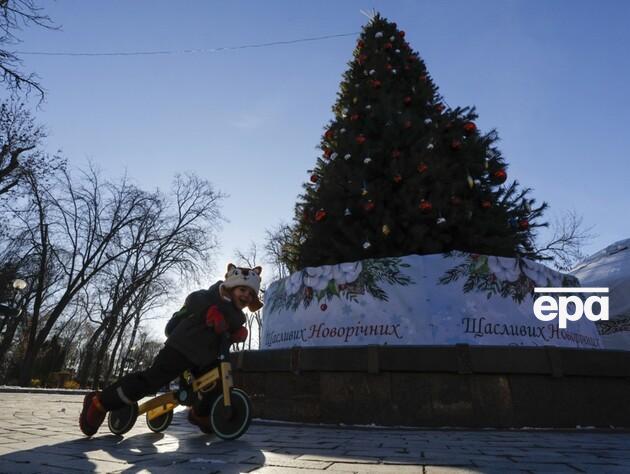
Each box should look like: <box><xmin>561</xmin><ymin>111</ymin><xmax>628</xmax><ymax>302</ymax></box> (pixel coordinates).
<box><xmin>571</xmin><ymin>238</ymin><xmax>630</xmax><ymax>350</ymax></box>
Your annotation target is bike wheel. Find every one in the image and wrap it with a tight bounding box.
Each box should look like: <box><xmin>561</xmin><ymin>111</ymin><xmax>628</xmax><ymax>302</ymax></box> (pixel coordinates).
<box><xmin>209</xmin><ymin>388</ymin><xmax>252</xmax><ymax>441</ymax></box>
<box><xmin>107</xmin><ymin>403</ymin><xmax>138</xmax><ymax>435</ymax></box>
<box><xmin>146</xmin><ymin>410</ymin><xmax>173</xmax><ymax>433</ymax></box>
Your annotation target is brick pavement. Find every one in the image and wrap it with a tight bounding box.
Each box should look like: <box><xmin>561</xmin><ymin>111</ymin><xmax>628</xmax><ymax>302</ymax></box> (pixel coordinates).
<box><xmin>1</xmin><ymin>393</ymin><xmax>629</xmax><ymax>473</ymax></box>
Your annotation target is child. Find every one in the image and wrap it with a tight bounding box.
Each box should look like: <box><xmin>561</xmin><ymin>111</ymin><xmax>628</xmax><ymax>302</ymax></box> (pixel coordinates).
<box><xmin>79</xmin><ymin>264</ymin><xmax>263</xmax><ymax>436</ymax></box>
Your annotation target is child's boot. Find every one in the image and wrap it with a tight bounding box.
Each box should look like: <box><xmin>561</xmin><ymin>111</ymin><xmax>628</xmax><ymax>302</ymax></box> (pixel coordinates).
<box><xmin>79</xmin><ymin>391</ymin><xmax>107</xmax><ymax>436</ymax></box>
<box><xmin>187</xmin><ymin>408</ymin><xmax>213</xmax><ymax>434</ymax></box>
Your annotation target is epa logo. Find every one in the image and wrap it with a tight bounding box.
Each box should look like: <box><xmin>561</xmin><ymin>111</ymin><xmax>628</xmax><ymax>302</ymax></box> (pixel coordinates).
<box><xmin>533</xmin><ymin>287</ymin><xmax>609</xmax><ymax>329</ymax></box>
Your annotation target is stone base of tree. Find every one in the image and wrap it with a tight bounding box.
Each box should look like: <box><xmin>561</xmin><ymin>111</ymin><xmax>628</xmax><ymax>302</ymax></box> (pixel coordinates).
<box><xmin>231</xmin><ymin>345</ymin><xmax>630</xmax><ymax>428</ymax></box>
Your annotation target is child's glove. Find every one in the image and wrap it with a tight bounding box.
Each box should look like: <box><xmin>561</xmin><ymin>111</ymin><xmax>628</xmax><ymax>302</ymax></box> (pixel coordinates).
<box><xmin>205</xmin><ymin>305</ymin><xmax>228</xmax><ymax>334</ymax></box>
<box><xmin>230</xmin><ymin>326</ymin><xmax>248</xmax><ymax>344</ymax></box>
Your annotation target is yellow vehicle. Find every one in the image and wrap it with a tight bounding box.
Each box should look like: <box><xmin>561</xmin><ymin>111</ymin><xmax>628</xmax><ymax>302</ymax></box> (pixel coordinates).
<box><xmin>106</xmin><ymin>333</ymin><xmax>251</xmax><ymax>440</ymax></box>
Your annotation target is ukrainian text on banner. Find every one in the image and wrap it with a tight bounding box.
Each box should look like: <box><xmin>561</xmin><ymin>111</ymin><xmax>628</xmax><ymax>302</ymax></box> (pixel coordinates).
<box><xmin>262</xmin><ymin>253</ymin><xmax>602</xmax><ymax>350</ymax></box>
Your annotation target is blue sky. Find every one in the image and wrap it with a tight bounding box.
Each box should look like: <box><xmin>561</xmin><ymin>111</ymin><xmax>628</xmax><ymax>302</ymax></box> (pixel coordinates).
<box><xmin>9</xmin><ymin>0</ymin><xmax>630</xmax><ymax>334</ymax></box>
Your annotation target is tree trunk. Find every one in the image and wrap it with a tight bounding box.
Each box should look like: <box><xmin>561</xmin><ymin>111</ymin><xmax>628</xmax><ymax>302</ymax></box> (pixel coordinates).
<box><xmin>103</xmin><ymin>323</ymin><xmax>126</xmax><ymax>386</ymax></box>
<box><xmin>0</xmin><ymin>314</ymin><xmax>22</xmax><ymax>380</ymax></box>
<box><xmin>90</xmin><ymin>317</ymin><xmax>117</xmax><ymax>389</ymax></box>
<box><xmin>77</xmin><ymin>318</ymin><xmax>109</xmax><ymax>387</ymax></box>
<box><xmin>117</xmin><ymin>317</ymin><xmax>139</xmax><ymax>378</ymax></box>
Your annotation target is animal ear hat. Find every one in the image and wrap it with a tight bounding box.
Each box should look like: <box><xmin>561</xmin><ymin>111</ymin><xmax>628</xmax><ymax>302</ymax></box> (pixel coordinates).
<box><xmin>221</xmin><ymin>263</ymin><xmax>263</xmax><ymax>311</ymax></box>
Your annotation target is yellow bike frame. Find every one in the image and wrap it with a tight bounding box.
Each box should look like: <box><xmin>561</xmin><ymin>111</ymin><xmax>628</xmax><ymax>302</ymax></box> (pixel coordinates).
<box><xmin>139</xmin><ymin>361</ymin><xmax>234</xmax><ymax>422</ymax></box>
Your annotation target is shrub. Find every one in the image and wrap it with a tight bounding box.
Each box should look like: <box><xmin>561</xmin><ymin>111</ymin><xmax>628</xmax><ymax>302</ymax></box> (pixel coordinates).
<box><xmin>63</xmin><ymin>380</ymin><xmax>80</xmax><ymax>390</ymax></box>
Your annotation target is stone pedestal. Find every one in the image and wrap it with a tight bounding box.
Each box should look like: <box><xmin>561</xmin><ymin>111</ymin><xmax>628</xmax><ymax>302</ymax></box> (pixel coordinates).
<box><xmin>231</xmin><ymin>345</ymin><xmax>630</xmax><ymax>427</ymax></box>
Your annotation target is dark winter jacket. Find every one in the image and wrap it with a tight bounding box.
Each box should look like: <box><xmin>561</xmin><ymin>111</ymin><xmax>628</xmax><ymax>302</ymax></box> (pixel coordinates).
<box><xmin>165</xmin><ymin>281</ymin><xmax>246</xmax><ymax>367</ymax></box>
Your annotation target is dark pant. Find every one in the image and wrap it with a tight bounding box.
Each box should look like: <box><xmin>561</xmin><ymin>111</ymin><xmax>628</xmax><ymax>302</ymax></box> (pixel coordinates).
<box><xmin>100</xmin><ymin>345</ymin><xmax>212</xmax><ymax>414</ymax></box>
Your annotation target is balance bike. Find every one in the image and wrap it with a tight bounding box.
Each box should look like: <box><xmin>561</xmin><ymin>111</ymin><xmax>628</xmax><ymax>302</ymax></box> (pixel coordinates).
<box><xmin>106</xmin><ymin>333</ymin><xmax>251</xmax><ymax>440</ymax></box>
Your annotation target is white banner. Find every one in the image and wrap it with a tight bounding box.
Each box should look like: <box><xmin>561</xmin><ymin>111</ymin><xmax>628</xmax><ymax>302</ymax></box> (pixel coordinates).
<box><xmin>262</xmin><ymin>253</ymin><xmax>603</xmax><ymax>350</ymax></box>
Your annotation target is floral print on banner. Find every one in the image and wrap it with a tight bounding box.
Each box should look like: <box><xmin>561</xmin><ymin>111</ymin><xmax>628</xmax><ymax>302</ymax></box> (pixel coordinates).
<box><xmin>267</xmin><ymin>258</ymin><xmax>413</xmax><ymax>313</ymax></box>
<box><xmin>439</xmin><ymin>252</ymin><xmax>580</xmax><ymax>303</ymax></box>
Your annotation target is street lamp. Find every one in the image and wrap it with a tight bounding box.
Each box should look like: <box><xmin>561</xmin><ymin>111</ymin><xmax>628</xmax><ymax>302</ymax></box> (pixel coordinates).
<box><xmin>0</xmin><ymin>279</ymin><xmax>27</xmax><ymax>318</ymax></box>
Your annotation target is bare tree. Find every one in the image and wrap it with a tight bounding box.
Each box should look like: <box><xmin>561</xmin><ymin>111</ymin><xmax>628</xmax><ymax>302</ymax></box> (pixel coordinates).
<box><xmin>2</xmin><ymin>166</ymin><xmax>225</xmax><ymax>386</ymax></box>
<box><xmin>76</xmin><ymin>193</ymin><xmax>162</xmax><ymax>387</ymax></box>
<box><xmin>234</xmin><ymin>241</ymin><xmax>259</xmax><ymax>269</ymax></box>
<box><xmin>233</xmin><ymin>242</ymin><xmax>264</xmax><ymax>350</ymax></box>
<box><xmin>104</xmin><ymin>280</ymin><xmax>165</xmax><ymax>385</ymax></box>
<box><xmin>14</xmin><ymin>166</ymin><xmax>154</xmax><ymax>385</ymax></box>
<box><xmin>0</xmin><ymin>0</ymin><xmax>56</xmax><ymax>101</ymax></box>
<box><xmin>535</xmin><ymin>210</ymin><xmax>596</xmax><ymax>272</ymax></box>
<box><xmin>0</xmin><ymin>101</ymin><xmax>52</xmax><ymax>200</ymax></box>
<box><xmin>0</xmin><ymin>259</ymin><xmax>31</xmax><ymax>375</ymax></box>
<box><xmin>79</xmin><ymin>173</ymin><xmax>225</xmax><ymax>387</ymax></box>
<box><xmin>264</xmin><ymin>222</ymin><xmax>294</xmax><ymax>279</ymax></box>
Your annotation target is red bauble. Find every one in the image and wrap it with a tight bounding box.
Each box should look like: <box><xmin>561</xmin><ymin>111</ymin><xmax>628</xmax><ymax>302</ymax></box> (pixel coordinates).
<box><xmin>371</xmin><ymin>79</ymin><xmax>382</xmax><ymax>89</ymax></box>
<box><xmin>351</xmin><ymin>113</ymin><xmax>360</xmax><ymax>121</ymax></box>
<box><xmin>404</xmin><ymin>120</ymin><xmax>412</xmax><ymax>129</ymax></box>
<box><xmin>419</xmin><ymin>200</ymin><xmax>433</xmax><ymax>213</ymax></box>
<box><xmin>391</xmin><ymin>149</ymin><xmax>401</xmax><ymax>158</ymax></box>
<box><xmin>404</xmin><ymin>65</ymin><xmax>411</xmax><ymax>71</ymax></box>
<box><xmin>364</xmin><ymin>201</ymin><xmax>375</xmax><ymax>212</ymax></box>
<box><xmin>419</xmin><ymin>74</ymin><xmax>428</xmax><ymax>82</ymax></box>
<box><xmin>324</xmin><ymin>129</ymin><xmax>334</xmax><ymax>140</ymax></box>
<box><xmin>357</xmin><ymin>40</ymin><xmax>365</xmax><ymax>49</ymax></box>
<box><xmin>481</xmin><ymin>200</ymin><xmax>492</xmax><ymax>209</ymax></box>
<box><xmin>310</xmin><ymin>174</ymin><xmax>319</xmax><ymax>183</ymax></box>
<box><xmin>518</xmin><ymin>219</ymin><xmax>530</xmax><ymax>230</ymax></box>
<box><xmin>386</xmin><ymin>63</ymin><xmax>393</xmax><ymax>71</ymax></box>
<box><xmin>417</xmin><ymin>162</ymin><xmax>428</xmax><ymax>174</ymax></box>
<box><xmin>393</xmin><ymin>174</ymin><xmax>403</xmax><ymax>183</ymax></box>
<box><xmin>493</xmin><ymin>169</ymin><xmax>507</xmax><ymax>184</ymax></box>
<box><xmin>399</xmin><ymin>31</ymin><xmax>406</xmax><ymax>37</ymax></box>
<box><xmin>403</xmin><ymin>96</ymin><xmax>412</xmax><ymax>106</ymax></box>
<box><xmin>358</xmin><ymin>54</ymin><xmax>368</xmax><ymax>64</ymax></box>
<box><xmin>435</xmin><ymin>103</ymin><xmax>445</xmax><ymax>113</ymax></box>
<box><xmin>451</xmin><ymin>139</ymin><xmax>462</xmax><ymax>151</ymax></box>
<box><xmin>315</xmin><ymin>209</ymin><xmax>327</xmax><ymax>221</ymax></box>
<box><xmin>356</xmin><ymin>134</ymin><xmax>367</xmax><ymax>144</ymax></box>
<box><xmin>406</xmin><ymin>55</ymin><xmax>415</xmax><ymax>63</ymax></box>
<box><xmin>320</xmin><ymin>303</ymin><xmax>328</xmax><ymax>311</ymax></box>
<box><xmin>463</xmin><ymin>122</ymin><xmax>477</xmax><ymax>135</ymax></box>
<box><xmin>323</xmin><ymin>148</ymin><xmax>332</xmax><ymax>158</ymax></box>
<box><xmin>384</xmin><ymin>42</ymin><xmax>393</xmax><ymax>50</ymax></box>
<box><xmin>450</xmin><ymin>196</ymin><xmax>463</xmax><ymax>206</ymax></box>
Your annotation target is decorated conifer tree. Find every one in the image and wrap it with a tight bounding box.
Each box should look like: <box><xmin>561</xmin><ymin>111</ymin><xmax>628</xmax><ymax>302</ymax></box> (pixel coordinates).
<box><xmin>285</xmin><ymin>14</ymin><xmax>547</xmax><ymax>271</ymax></box>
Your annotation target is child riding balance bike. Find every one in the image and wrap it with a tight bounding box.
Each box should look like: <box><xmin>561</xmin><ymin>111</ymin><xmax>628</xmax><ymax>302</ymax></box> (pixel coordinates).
<box><xmin>79</xmin><ymin>264</ymin><xmax>262</xmax><ymax>440</ymax></box>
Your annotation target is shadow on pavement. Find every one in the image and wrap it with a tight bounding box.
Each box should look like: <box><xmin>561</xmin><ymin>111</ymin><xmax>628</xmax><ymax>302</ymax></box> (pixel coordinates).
<box><xmin>0</xmin><ymin>420</ymin><xmax>266</xmax><ymax>473</ymax></box>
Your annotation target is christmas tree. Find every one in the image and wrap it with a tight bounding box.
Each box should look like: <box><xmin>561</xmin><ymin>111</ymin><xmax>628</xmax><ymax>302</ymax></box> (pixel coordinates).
<box><xmin>285</xmin><ymin>13</ymin><xmax>547</xmax><ymax>271</ymax></box>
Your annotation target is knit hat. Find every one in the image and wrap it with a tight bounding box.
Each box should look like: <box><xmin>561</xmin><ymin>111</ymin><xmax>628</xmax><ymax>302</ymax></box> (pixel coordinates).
<box><xmin>220</xmin><ymin>263</ymin><xmax>263</xmax><ymax>312</ymax></box>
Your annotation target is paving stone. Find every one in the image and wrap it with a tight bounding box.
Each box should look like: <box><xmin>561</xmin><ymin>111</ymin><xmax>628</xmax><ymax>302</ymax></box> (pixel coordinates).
<box><xmin>569</xmin><ymin>463</ymin><xmax>630</xmax><ymax>473</ymax></box>
<box><xmin>326</xmin><ymin>463</ymin><xmax>424</xmax><ymax>472</ymax></box>
<box><xmin>45</xmin><ymin>457</ymin><xmax>129</xmax><ymax>473</ymax></box>
<box><xmin>471</xmin><ymin>461</ymin><xmax>534</xmax><ymax>471</ymax></box>
<box><xmin>137</xmin><ymin>460</ymin><xmax>260</xmax><ymax>473</ymax></box>
<box><xmin>256</xmin><ymin>451</ymin><xmax>333</xmax><ymax>469</ymax></box>
<box><xmin>1</xmin><ymin>392</ymin><xmax>630</xmax><ymax>473</ymax></box>
<box><xmin>426</xmin><ymin>468</ymin><xmax>528</xmax><ymax>474</ymax></box>
<box><xmin>0</xmin><ymin>459</ymin><xmax>72</xmax><ymax>473</ymax></box>
<box><xmin>510</xmin><ymin>462</ymin><xmax>582</xmax><ymax>472</ymax></box>
<box><xmin>295</xmin><ymin>452</ymin><xmax>380</xmax><ymax>463</ymax></box>
<box><xmin>249</xmin><ymin>466</ymin><xmax>330</xmax><ymax>473</ymax></box>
